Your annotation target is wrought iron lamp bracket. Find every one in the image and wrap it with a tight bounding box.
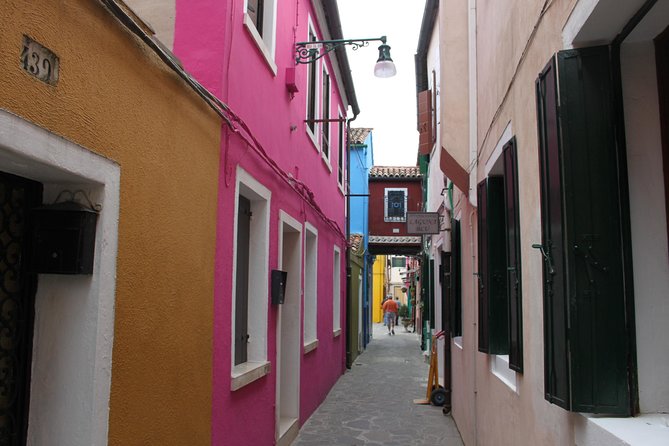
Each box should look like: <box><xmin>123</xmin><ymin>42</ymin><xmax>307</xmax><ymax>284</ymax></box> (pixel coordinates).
<box><xmin>295</xmin><ymin>36</ymin><xmax>386</xmax><ymax>65</ymax></box>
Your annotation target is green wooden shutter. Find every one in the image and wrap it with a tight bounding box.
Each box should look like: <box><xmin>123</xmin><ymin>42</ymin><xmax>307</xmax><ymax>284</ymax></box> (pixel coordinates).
<box><xmin>536</xmin><ymin>55</ymin><xmax>570</xmax><ymax>409</ymax></box>
<box><xmin>234</xmin><ymin>196</ymin><xmax>251</xmax><ymax>365</ymax></box>
<box><xmin>477</xmin><ymin>177</ymin><xmax>508</xmax><ymax>354</ymax></box>
<box><xmin>503</xmin><ymin>139</ymin><xmax>523</xmax><ymax>372</ymax></box>
<box><xmin>557</xmin><ymin>46</ymin><xmax>630</xmax><ymax>415</ymax></box>
<box><xmin>450</xmin><ymin>219</ymin><xmax>462</xmax><ymax>337</ymax></box>
<box><xmin>477</xmin><ymin>180</ymin><xmax>489</xmax><ymax>353</ymax></box>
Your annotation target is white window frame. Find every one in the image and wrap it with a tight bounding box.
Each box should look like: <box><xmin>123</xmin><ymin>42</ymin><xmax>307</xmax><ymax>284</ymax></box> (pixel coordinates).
<box><xmin>384</xmin><ymin>187</ymin><xmax>408</xmax><ymax>222</ymax></box>
<box><xmin>303</xmin><ymin>223</ymin><xmax>319</xmax><ymax>353</ymax></box>
<box><xmin>332</xmin><ymin>246</ymin><xmax>342</xmax><ymax>336</ymax></box>
<box><xmin>231</xmin><ymin>167</ymin><xmax>271</xmax><ymax>390</ymax></box>
<box><xmin>321</xmin><ymin>63</ymin><xmax>332</xmax><ymax>169</ymax></box>
<box><xmin>243</xmin><ymin>0</ymin><xmax>278</xmax><ymax>75</ymax></box>
<box><xmin>305</xmin><ymin>17</ymin><xmax>320</xmax><ymax>150</ymax></box>
<box><xmin>337</xmin><ymin>108</ymin><xmax>345</xmax><ymax>192</ymax></box>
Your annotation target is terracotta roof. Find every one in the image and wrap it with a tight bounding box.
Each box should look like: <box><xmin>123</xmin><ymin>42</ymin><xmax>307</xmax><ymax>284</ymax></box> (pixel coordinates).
<box><xmin>369</xmin><ymin>166</ymin><xmax>422</xmax><ymax>179</ymax></box>
<box><xmin>350</xmin><ymin>128</ymin><xmax>372</xmax><ymax>145</ymax></box>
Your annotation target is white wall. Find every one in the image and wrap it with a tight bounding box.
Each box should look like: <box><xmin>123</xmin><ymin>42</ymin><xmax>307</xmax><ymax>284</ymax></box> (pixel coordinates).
<box><xmin>621</xmin><ymin>41</ymin><xmax>669</xmax><ymax>414</ymax></box>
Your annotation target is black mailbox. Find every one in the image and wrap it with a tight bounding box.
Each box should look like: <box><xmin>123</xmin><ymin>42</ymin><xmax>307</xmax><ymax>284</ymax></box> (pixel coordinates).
<box><xmin>271</xmin><ymin>270</ymin><xmax>287</xmax><ymax>305</ymax></box>
<box><xmin>30</xmin><ymin>201</ymin><xmax>99</xmax><ymax>274</ymax></box>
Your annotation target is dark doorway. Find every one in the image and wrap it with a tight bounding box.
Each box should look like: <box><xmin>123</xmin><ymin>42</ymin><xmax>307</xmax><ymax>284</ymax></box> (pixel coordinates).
<box><xmin>0</xmin><ymin>171</ymin><xmax>42</xmax><ymax>445</ymax></box>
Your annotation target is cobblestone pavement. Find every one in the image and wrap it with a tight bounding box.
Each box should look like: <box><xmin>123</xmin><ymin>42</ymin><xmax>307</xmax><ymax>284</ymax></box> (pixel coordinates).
<box><xmin>293</xmin><ymin>323</ymin><xmax>464</xmax><ymax>446</ymax></box>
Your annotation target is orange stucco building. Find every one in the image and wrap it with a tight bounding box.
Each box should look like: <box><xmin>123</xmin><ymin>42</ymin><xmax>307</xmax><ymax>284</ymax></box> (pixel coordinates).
<box><xmin>0</xmin><ymin>1</ymin><xmax>220</xmax><ymax>444</ymax></box>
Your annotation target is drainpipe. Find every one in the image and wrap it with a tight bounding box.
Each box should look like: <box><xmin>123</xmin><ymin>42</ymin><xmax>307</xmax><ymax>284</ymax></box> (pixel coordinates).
<box><xmin>345</xmin><ymin>111</ymin><xmax>359</xmax><ymax>369</ymax></box>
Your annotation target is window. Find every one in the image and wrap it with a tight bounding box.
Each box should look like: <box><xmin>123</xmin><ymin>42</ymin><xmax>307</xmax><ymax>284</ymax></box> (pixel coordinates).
<box><xmin>306</xmin><ymin>25</ymin><xmax>318</xmax><ymax>140</ymax></box>
<box><xmin>476</xmin><ymin>138</ymin><xmax>523</xmax><ymax>372</ymax></box>
<box><xmin>243</xmin><ymin>0</ymin><xmax>277</xmax><ymax>73</ymax></box>
<box><xmin>332</xmin><ymin>246</ymin><xmax>341</xmax><ymax>334</ymax></box>
<box><xmin>384</xmin><ymin>188</ymin><xmax>408</xmax><ymax>222</ymax></box>
<box><xmin>247</xmin><ymin>0</ymin><xmax>264</xmax><ymax>35</ymax></box>
<box><xmin>536</xmin><ymin>48</ymin><xmax>633</xmax><ymax>414</ymax></box>
<box><xmin>321</xmin><ymin>66</ymin><xmax>331</xmax><ymax>162</ymax></box>
<box><xmin>450</xmin><ymin>219</ymin><xmax>462</xmax><ymax>338</ymax></box>
<box><xmin>304</xmin><ymin>224</ymin><xmax>318</xmax><ymax>351</ymax></box>
<box><xmin>232</xmin><ymin>168</ymin><xmax>270</xmax><ymax>387</ymax></box>
<box><xmin>337</xmin><ymin>110</ymin><xmax>344</xmax><ymax>188</ymax></box>
<box><xmin>391</xmin><ymin>257</ymin><xmax>406</xmax><ymax>268</ymax></box>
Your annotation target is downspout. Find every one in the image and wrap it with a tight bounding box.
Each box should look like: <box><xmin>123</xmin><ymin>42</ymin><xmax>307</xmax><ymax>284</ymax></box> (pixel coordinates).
<box><xmin>468</xmin><ymin>0</ymin><xmax>479</xmax><ymax>444</ymax></box>
<box><xmin>345</xmin><ymin>111</ymin><xmax>359</xmax><ymax>369</ymax></box>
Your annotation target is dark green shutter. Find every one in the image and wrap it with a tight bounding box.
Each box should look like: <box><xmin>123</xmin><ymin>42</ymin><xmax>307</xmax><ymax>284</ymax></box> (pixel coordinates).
<box><xmin>477</xmin><ymin>177</ymin><xmax>508</xmax><ymax>354</ymax></box>
<box><xmin>234</xmin><ymin>196</ymin><xmax>251</xmax><ymax>365</ymax></box>
<box><xmin>557</xmin><ymin>46</ymin><xmax>630</xmax><ymax>414</ymax></box>
<box><xmin>537</xmin><ymin>55</ymin><xmax>570</xmax><ymax>409</ymax></box>
<box><xmin>450</xmin><ymin>219</ymin><xmax>462</xmax><ymax>337</ymax></box>
<box><xmin>503</xmin><ymin>139</ymin><xmax>523</xmax><ymax>372</ymax></box>
<box><xmin>537</xmin><ymin>47</ymin><xmax>632</xmax><ymax>415</ymax></box>
<box><xmin>477</xmin><ymin>181</ymin><xmax>489</xmax><ymax>353</ymax></box>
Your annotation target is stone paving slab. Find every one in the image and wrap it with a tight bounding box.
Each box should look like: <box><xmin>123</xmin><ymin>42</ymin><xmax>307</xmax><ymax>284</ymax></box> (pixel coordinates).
<box><xmin>294</xmin><ymin>324</ymin><xmax>464</xmax><ymax>446</ymax></box>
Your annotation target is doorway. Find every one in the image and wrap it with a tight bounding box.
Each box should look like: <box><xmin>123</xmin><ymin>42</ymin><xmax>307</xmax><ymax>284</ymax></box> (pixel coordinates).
<box><xmin>276</xmin><ymin>211</ymin><xmax>302</xmax><ymax>445</ymax></box>
<box><xmin>0</xmin><ymin>172</ymin><xmax>41</xmax><ymax>446</ymax></box>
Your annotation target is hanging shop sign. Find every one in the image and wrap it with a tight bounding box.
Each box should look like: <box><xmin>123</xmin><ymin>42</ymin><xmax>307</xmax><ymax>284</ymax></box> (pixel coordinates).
<box><xmin>406</xmin><ymin>212</ymin><xmax>440</xmax><ymax>234</ymax></box>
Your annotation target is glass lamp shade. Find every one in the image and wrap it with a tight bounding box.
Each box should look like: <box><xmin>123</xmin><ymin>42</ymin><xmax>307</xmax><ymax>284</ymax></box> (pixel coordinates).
<box><xmin>374</xmin><ymin>44</ymin><xmax>397</xmax><ymax>78</ymax></box>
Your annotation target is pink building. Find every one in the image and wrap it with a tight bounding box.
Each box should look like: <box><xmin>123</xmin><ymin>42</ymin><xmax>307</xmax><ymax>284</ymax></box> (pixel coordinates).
<box><xmin>126</xmin><ymin>0</ymin><xmax>359</xmax><ymax>444</ymax></box>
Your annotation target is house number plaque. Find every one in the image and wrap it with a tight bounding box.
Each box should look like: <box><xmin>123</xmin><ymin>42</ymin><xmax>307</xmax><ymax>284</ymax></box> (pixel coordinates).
<box><xmin>20</xmin><ymin>36</ymin><xmax>59</xmax><ymax>85</ymax></box>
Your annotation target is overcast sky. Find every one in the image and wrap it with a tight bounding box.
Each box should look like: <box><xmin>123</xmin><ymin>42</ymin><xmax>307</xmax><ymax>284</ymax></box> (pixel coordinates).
<box><xmin>337</xmin><ymin>0</ymin><xmax>426</xmax><ymax>167</ymax></box>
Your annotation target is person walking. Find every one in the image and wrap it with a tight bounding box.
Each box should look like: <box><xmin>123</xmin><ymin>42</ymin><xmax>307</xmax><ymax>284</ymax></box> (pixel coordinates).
<box><xmin>382</xmin><ymin>296</ymin><xmax>399</xmax><ymax>335</ymax></box>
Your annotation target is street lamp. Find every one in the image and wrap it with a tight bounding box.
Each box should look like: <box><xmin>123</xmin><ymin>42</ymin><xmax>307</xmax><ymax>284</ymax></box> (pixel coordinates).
<box><xmin>295</xmin><ymin>36</ymin><xmax>397</xmax><ymax>78</ymax></box>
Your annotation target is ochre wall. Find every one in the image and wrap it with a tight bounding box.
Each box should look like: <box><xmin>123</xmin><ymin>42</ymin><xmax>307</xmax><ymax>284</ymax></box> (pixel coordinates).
<box><xmin>372</xmin><ymin>255</ymin><xmax>386</xmax><ymax>323</ymax></box>
<box><xmin>0</xmin><ymin>1</ymin><xmax>220</xmax><ymax>444</ymax></box>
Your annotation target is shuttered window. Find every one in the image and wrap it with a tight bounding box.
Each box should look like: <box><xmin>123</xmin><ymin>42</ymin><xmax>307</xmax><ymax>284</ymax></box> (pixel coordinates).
<box><xmin>477</xmin><ymin>177</ymin><xmax>508</xmax><ymax>354</ymax></box>
<box><xmin>504</xmin><ymin>139</ymin><xmax>523</xmax><ymax>372</ymax></box>
<box><xmin>450</xmin><ymin>219</ymin><xmax>462</xmax><ymax>337</ymax></box>
<box><xmin>476</xmin><ymin>139</ymin><xmax>523</xmax><ymax>370</ymax></box>
<box><xmin>536</xmin><ymin>47</ymin><xmax>633</xmax><ymax>415</ymax></box>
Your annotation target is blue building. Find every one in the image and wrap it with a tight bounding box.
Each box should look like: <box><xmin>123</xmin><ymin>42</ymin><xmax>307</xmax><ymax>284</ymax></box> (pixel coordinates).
<box><xmin>349</xmin><ymin>128</ymin><xmax>374</xmax><ymax>347</ymax></box>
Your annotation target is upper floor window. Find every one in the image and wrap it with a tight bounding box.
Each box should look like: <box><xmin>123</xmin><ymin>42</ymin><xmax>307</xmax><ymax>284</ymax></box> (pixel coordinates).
<box><xmin>321</xmin><ymin>66</ymin><xmax>331</xmax><ymax>162</ymax></box>
<box><xmin>337</xmin><ymin>111</ymin><xmax>344</xmax><ymax>188</ymax></box>
<box><xmin>243</xmin><ymin>0</ymin><xmax>277</xmax><ymax>73</ymax></box>
<box><xmin>247</xmin><ymin>0</ymin><xmax>264</xmax><ymax>35</ymax></box>
<box><xmin>384</xmin><ymin>188</ymin><xmax>408</xmax><ymax>222</ymax></box>
<box><xmin>306</xmin><ymin>25</ymin><xmax>318</xmax><ymax>140</ymax></box>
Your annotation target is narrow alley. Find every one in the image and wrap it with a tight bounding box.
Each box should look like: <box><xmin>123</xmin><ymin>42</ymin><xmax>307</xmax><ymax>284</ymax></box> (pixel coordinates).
<box><xmin>294</xmin><ymin>324</ymin><xmax>464</xmax><ymax>446</ymax></box>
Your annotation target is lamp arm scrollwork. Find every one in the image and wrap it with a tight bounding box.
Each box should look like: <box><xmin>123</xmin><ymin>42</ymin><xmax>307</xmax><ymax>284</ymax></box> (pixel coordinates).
<box><xmin>295</xmin><ymin>36</ymin><xmax>386</xmax><ymax>65</ymax></box>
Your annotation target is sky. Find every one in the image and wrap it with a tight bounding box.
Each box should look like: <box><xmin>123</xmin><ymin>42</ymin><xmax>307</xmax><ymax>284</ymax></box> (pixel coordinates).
<box><xmin>337</xmin><ymin>0</ymin><xmax>426</xmax><ymax>167</ymax></box>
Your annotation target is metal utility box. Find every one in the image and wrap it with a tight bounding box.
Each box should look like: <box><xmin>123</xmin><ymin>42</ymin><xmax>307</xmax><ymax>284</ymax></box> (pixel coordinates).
<box><xmin>271</xmin><ymin>270</ymin><xmax>287</xmax><ymax>305</ymax></box>
<box><xmin>30</xmin><ymin>201</ymin><xmax>98</xmax><ymax>274</ymax></box>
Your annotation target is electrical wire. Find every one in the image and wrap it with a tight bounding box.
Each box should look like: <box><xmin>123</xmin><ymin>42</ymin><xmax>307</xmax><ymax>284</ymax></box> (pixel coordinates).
<box><xmin>470</xmin><ymin>0</ymin><xmax>554</xmax><ymax>174</ymax></box>
<box><xmin>99</xmin><ymin>0</ymin><xmax>346</xmax><ymax>242</ymax></box>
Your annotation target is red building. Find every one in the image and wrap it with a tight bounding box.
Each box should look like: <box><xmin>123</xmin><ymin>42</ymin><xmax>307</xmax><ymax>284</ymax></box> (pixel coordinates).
<box><xmin>368</xmin><ymin>166</ymin><xmax>423</xmax><ymax>255</ymax></box>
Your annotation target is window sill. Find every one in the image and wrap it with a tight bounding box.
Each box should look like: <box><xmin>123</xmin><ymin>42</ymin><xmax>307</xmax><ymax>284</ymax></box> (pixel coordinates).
<box><xmin>303</xmin><ymin>339</ymin><xmax>319</xmax><ymax>354</ymax></box>
<box><xmin>333</xmin><ymin>328</ymin><xmax>342</xmax><ymax>338</ymax></box>
<box><xmin>491</xmin><ymin>354</ymin><xmax>518</xmax><ymax>393</ymax></box>
<box><xmin>243</xmin><ymin>14</ymin><xmax>277</xmax><ymax>76</ymax></box>
<box><xmin>576</xmin><ymin>413</ymin><xmax>669</xmax><ymax>446</ymax></box>
<box><xmin>231</xmin><ymin>360</ymin><xmax>271</xmax><ymax>391</ymax></box>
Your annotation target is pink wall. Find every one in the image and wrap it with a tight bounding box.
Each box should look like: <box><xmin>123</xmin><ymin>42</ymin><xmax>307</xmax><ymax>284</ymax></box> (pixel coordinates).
<box><xmin>174</xmin><ymin>0</ymin><xmax>350</xmax><ymax>444</ymax></box>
